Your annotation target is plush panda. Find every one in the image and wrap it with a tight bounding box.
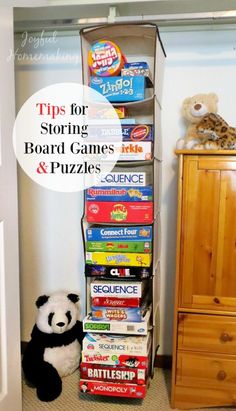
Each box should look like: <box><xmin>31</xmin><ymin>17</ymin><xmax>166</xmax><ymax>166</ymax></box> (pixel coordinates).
<box><xmin>22</xmin><ymin>291</ymin><xmax>84</xmax><ymax>402</ymax></box>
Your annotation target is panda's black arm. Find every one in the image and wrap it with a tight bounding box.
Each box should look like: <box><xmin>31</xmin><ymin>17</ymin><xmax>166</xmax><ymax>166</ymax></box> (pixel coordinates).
<box><xmin>22</xmin><ymin>326</ymin><xmax>46</xmax><ymax>385</ymax></box>
<box><xmin>76</xmin><ymin>320</ymin><xmax>85</xmax><ymax>345</ymax></box>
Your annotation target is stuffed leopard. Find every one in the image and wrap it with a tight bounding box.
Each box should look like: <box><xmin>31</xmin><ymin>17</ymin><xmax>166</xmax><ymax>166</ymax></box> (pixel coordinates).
<box><xmin>194</xmin><ymin>113</ymin><xmax>236</xmax><ymax>149</ymax></box>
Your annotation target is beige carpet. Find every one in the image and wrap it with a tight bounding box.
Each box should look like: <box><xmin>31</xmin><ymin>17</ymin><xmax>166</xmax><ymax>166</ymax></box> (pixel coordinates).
<box><xmin>22</xmin><ymin>369</ymin><xmax>234</xmax><ymax>411</ymax></box>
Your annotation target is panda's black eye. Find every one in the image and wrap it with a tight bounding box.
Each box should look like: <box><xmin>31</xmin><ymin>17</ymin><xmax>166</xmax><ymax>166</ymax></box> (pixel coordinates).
<box><xmin>66</xmin><ymin>311</ymin><xmax>72</xmax><ymax>324</ymax></box>
<box><xmin>48</xmin><ymin>312</ymin><xmax>54</xmax><ymax>326</ymax></box>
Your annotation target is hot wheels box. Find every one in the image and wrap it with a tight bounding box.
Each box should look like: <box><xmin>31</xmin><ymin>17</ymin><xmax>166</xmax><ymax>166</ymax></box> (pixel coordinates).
<box><xmin>86</xmin><ymin>186</ymin><xmax>152</xmax><ymax>202</ymax></box>
<box><xmin>91</xmin><ymin>305</ymin><xmax>148</xmax><ymax>322</ymax></box>
<box><xmin>95</xmin><ymin>171</ymin><xmax>147</xmax><ymax>187</ymax></box>
<box><xmin>80</xmin><ymin>363</ymin><xmax>147</xmax><ymax>385</ymax></box>
<box><xmin>90</xmin><ymin>280</ymin><xmax>146</xmax><ymax>298</ymax></box>
<box><xmin>86</xmin><ymin>240</ymin><xmax>152</xmax><ymax>253</ymax></box>
<box><xmin>90</xmin><ymin>76</ymin><xmax>145</xmax><ymax>102</ymax></box>
<box><xmin>86</xmin><ymin>252</ymin><xmax>152</xmax><ymax>267</ymax></box>
<box><xmin>79</xmin><ymin>379</ymin><xmax>147</xmax><ymax>398</ymax></box>
<box><xmin>92</xmin><ymin>296</ymin><xmax>142</xmax><ymax>308</ymax></box>
<box><xmin>86</xmin><ymin>202</ymin><xmax>153</xmax><ymax>223</ymax></box>
<box><xmin>83</xmin><ymin>309</ymin><xmax>151</xmax><ymax>335</ymax></box>
<box><xmin>86</xmin><ymin>226</ymin><xmax>152</xmax><ymax>242</ymax></box>
<box><xmin>81</xmin><ymin>352</ymin><xmax>149</xmax><ymax>368</ymax></box>
<box><xmin>82</xmin><ymin>333</ymin><xmax>150</xmax><ymax>356</ymax></box>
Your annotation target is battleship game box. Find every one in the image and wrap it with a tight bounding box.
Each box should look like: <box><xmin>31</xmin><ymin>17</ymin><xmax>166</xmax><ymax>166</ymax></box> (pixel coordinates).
<box><xmin>80</xmin><ymin>363</ymin><xmax>147</xmax><ymax>385</ymax></box>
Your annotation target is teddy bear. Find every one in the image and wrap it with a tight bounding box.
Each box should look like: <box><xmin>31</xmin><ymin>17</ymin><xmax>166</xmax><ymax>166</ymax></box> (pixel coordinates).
<box><xmin>22</xmin><ymin>291</ymin><xmax>84</xmax><ymax>402</ymax></box>
<box><xmin>176</xmin><ymin>92</ymin><xmax>218</xmax><ymax>149</ymax></box>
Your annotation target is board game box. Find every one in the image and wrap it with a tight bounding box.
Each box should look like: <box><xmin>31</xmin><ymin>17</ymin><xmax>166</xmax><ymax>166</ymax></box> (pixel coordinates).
<box><xmin>91</xmin><ymin>296</ymin><xmax>143</xmax><ymax>308</ymax></box>
<box><xmin>82</xmin><ymin>333</ymin><xmax>151</xmax><ymax>356</ymax></box>
<box><xmin>86</xmin><ymin>252</ymin><xmax>152</xmax><ymax>267</ymax></box>
<box><xmin>83</xmin><ymin>308</ymin><xmax>151</xmax><ymax>335</ymax></box>
<box><xmin>88</xmin><ymin>124</ymin><xmax>153</xmax><ymax>142</ymax></box>
<box><xmin>81</xmin><ymin>352</ymin><xmax>149</xmax><ymax>368</ymax></box>
<box><xmin>85</xmin><ymin>264</ymin><xmax>151</xmax><ymax>279</ymax></box>
<box><xmin>90</xmin><ymin>280</ymin><xmax>146</xmax><ymax>298</ymax></box>
<box><xmin>90</xmin><ymin>76</ymin><xmax>145</xmax><ymax>102</ymax></box>
<box><xmin>86</xmin><ymin>241</ymin><xmax>152</xmax><ymax>253</ymax></box>
<box><xmin>86</xmin><ymin>226</ymin><xmax>152</xmax><ymax>242</ymax></box>
<box><xmin>86</xmin><ymin>202</ymin><xmax>153</xmax><ymax>223</ymax></box>
<box><xmin>86</xmin><ymin>186</ymin><xmax>153</xmax><ymax>202</ymax></box>
<box><xmin>79</xmin><ymin>379</ymin><xmax>148</xmax><ymax>398</ymax></box>
<box><xmin>91</xmin><ymin>305</ymin><xmax>148</xmax><ymax>322</ymax></box>
<box><xmin>94</xmin><ymin>171</ymin><xmax>147</xmax><ymax>187</ymax></box>
<box><xmin>80</xmin><ymin>363</ymin><xmax>147</xmax><ymax>385</ymax></box>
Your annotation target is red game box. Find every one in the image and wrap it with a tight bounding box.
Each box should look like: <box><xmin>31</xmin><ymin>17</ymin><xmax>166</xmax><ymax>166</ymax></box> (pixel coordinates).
<box><xmin>86</xmin><ymin>202</ymin><xmax>153</xmax><ymax>223</ymax></box>
<box><xmin>91</xmin><ymin>296</ymin><xmax>142</xmax><ymax>308</ymax></box>
<box><xmin>80</xmin><ymin>363</ymin><xmax>147</xmax><ymax>385</ymax></box>
<box><xmin>81</xmin><ymin>352</ymin><xmax>149</xmax><ymax>368</ymax></box>
<box><xmin>80</xmin><ymin>379</ymin><xmax>148</xmax><ymax>398</ymax></box>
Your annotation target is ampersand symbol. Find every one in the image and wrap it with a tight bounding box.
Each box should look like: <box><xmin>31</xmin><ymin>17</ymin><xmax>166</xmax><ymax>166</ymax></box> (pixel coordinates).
<box><xmin>37</xmin><ymin>161</ymin><xmax>48</xmax><ymax>174</ymax></box>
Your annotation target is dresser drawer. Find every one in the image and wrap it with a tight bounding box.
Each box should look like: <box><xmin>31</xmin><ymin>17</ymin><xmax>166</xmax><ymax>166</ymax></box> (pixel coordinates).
<box><xmin>178</xmin><ymin>313</ymin><xmax>236</xmax><ymax>354</ymax></box>
<box><xmin>176</xmin><ymin>351</ymin><xmax>236</xmax><ymax>390</ymax></box>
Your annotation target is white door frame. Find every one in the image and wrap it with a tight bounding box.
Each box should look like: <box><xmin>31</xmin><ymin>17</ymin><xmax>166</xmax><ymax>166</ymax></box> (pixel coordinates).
<box><xmin>0</xmin><ymin>6</ymin><xmax>22</xmax><ymax>411</ymax></box>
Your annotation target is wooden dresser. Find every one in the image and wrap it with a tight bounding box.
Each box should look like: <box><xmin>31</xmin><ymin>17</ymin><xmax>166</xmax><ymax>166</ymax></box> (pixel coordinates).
<box><xmin>171</xmin><ymin>151</ymin><xmax>236</xmax><ymax>409</ymax></box>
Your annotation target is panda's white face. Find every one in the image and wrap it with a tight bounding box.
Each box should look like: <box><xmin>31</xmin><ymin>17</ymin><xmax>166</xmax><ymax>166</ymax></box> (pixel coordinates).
<box><xmin>36</xmin><ymin>292</ymin><xmax>79</xmax><ymax>334</ymax></box>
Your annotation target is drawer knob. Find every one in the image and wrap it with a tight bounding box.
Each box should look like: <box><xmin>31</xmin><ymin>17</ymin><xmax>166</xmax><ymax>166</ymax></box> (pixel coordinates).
<box><xmin>217</xmin><ymin>370</ymin><xmax>227</xmax><ymax>381</ymax></box>
<box><xmin>220</xmin><ymin>332</ymin><xmax>232</xmax><ymax>343</ymax></box>
<box><xmin>213</xmin><ymin>297</ymin><xmax>220</xmax><ymax>304</ymax></box>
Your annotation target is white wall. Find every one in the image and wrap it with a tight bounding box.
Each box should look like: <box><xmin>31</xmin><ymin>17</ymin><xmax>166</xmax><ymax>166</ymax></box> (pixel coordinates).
<box><xmin>160</xmin><ymin>28</ymin><xmax>236</xmax><ymax>354</ymax></box>
<box><xmin>14</xmin><ymin>33</ymin><xmax>85</xmax><ymax>341</ymax></box>
<box><xmin>15</xmin><ymin>26</ymin><xmax>236</xmax><ymax>352</ymax></box>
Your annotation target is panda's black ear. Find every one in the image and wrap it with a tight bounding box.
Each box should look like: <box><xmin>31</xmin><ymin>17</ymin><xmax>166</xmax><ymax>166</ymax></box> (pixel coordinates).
<box><xmin>36</xmin><ymin>295</ymin><xmax>49</xmax><ymax>308</ymax></box>
<box><xmin>67</xmin><ymin>293</ymin><xmax>79</xmax><ymax>304</ymax></box>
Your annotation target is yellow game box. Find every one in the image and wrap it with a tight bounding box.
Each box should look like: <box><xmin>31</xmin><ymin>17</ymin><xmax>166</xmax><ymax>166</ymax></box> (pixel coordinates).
<box><xmin>85</xmin><ymin>252</ymin><xmax>152</xmax><ymax>267</ymax></box>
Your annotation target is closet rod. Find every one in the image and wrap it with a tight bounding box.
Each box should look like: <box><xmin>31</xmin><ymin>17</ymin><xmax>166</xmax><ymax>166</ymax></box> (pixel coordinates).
<box><xmin>14</xmin><ymin>10</ymin><xmax>236</xmax><ymax>33</ymax></box>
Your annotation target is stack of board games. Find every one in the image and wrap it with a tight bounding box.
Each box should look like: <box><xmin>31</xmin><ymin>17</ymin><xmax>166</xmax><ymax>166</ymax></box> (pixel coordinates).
<box><xmin>81</xmin><ymin>226</ymin><xmax>153</xmax><ymax>397</ymax></box>
<box><xmin>80</xmin><ymin>23</ymin><xmax>166</xmax><ymax>399</ymax></box>
<box><xmin>82</xmin><ymin>35</ymin><xmax>153</xmax><ymax>399</ymax></box>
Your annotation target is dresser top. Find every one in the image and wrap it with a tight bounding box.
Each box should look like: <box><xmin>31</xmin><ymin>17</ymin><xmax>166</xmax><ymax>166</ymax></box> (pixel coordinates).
<box><xmin>175</xmin><ymin>150</ymin><xmax>236</xmax><ymax>155</ymax></box>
